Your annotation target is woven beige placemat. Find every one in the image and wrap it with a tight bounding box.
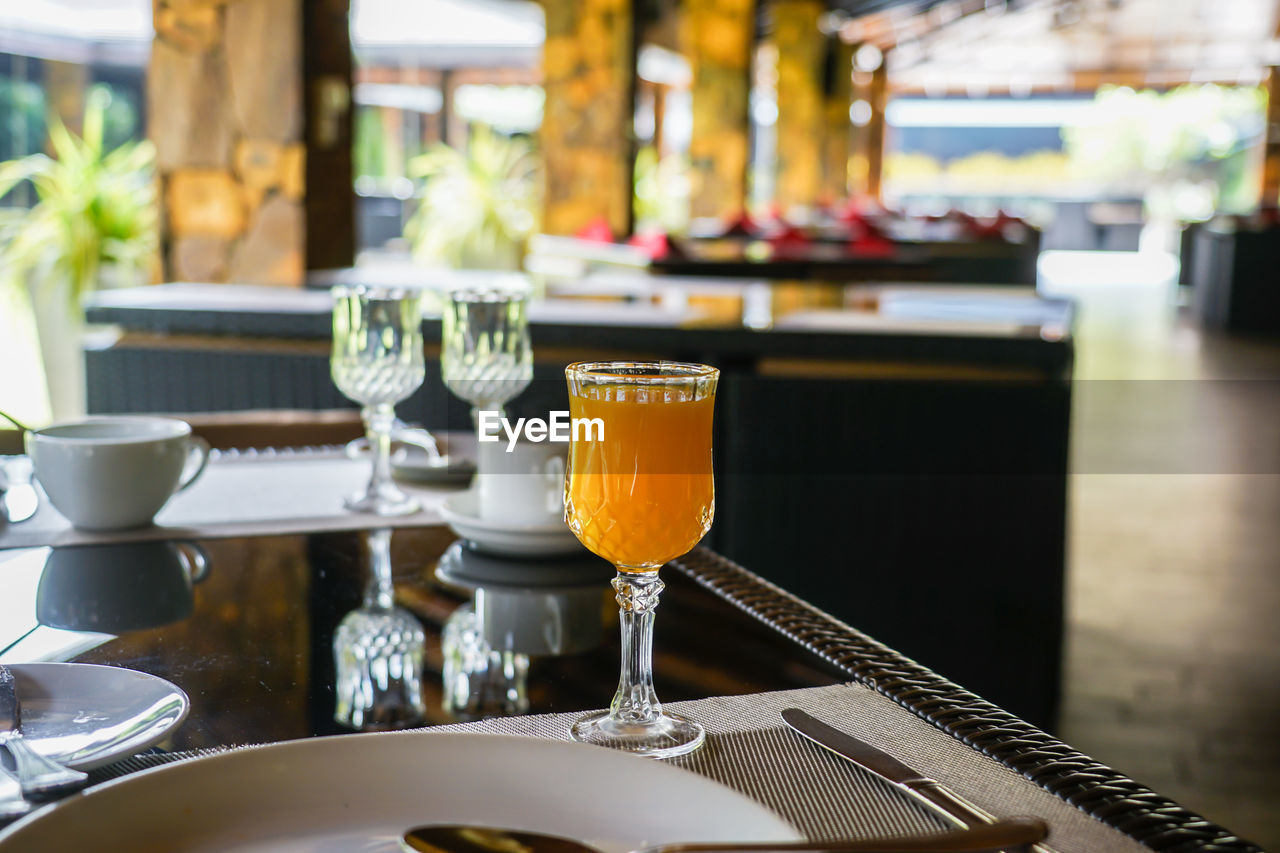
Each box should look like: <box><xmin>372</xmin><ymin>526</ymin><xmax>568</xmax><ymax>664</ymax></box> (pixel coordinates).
<box><xmin>91</xmin><ymin>684</ymin><xmax>1148</xmax><ymax>852</ymax></box>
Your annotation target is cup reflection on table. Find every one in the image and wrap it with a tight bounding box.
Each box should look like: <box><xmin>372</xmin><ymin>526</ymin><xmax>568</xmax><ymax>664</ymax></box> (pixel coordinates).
<box><xmin>563</xmin><ymin>360</ymin><xmax>718</xmax><ymax>758</ymax></box>
<box><xmin>441</xmin><ymin>604</ymin><xmax>530</xmax><ymax>721</ymax></box>
<box><xmin>36</xmin><ymin>540</ymin><xmax>209</xmax><ymax>633</ymax></box>
<box><xmin>436</xmin><ymin>540</ymin><xmax>609</xmax><ymax>721</ymax></box>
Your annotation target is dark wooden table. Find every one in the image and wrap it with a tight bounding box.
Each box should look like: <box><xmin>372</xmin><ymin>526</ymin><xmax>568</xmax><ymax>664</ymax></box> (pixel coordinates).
<box><xmin>0</xmin><ymin>530</ymin><xmax>1257</xmax><ymax>851</ymax></box>
<box><xmin>0</xmin><ymin>528</ymin><xmax>841</xmax><ymax>747</ymax></box>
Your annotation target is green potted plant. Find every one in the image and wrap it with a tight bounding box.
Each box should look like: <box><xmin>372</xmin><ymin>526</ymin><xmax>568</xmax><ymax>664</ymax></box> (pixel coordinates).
<box><xmin>0</xmin><ymin>85</ymin><xmax>157</xmax><ymax>421</ymax></box>
<box><xmin>403</xmin><ymin>124</ymin><xmax>540</xmax><ymax>271</ymax></box>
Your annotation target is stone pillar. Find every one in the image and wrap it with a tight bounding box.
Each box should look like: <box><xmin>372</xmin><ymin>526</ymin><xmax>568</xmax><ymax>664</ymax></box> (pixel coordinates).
<box><xmin>849</xmin><ymin>56</ymin><xmax>888</xmax><ymax>200</ymax></box>
<box><xmin>772</xmin><ymin>0</ymin><xmax>825</xmax><ymax>214</ymax></box>
<box><xmin>304</xmin><ymin>0</ymin><xmax>356</xmax><ymax>272</ymax></box>
<box><xmin>538</xmin><ymin>0</ymin><xmax>636</xmax><ymax>237</ymax></box>
<box><xmin>683</xmin><ymin>0</ymin><xmax>755</xmax><ymax>222</ymax></box>
<box><xmin>150</xmin><ymin>0</ymin><xmax>330</xmax><ymax>285</ymax></box>
<box><xmin>820</xmin><ymin>40</ymin><xmax>854</xmax><ymax>203</ymax></box>
<box><xmin>1263</xmin><ymin>67</ymin><xmax>1280</xmax><ymax>206</ymax></box>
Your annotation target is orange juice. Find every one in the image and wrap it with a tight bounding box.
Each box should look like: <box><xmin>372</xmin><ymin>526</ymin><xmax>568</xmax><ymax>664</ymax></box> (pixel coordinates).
<box><xmin>565</xmin><ymin>385</ymin><xmax>715</xmax><ymax>570</ymax></box>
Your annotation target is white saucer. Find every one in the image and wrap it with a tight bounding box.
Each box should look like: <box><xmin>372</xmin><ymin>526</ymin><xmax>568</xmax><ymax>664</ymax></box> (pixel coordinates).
<box><xmin>7</xmin><ymin>663</ymin><xmax>189</xmax><ymax>770</ymax></box>
<box><xmin>439</xmin><ymin>491</ymin><xmax>584</xmax><ymax>558</ymax></box>
<box><xmin>436</xmin><ymin>540</ymin><xmax>608</xmax><ymax>588</ymax></box>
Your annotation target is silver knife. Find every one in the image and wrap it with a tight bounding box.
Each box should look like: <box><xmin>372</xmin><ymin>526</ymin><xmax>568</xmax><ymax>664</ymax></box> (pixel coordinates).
<box><xmin>0</xmin><ymin>665</ymin><xmax>87</xmax><ymax>799</ymax></box>
<box><xmin>781</xmin><ymin>709</ymin><xmax>1055</xmax><ymax>852</ymax></box>
<box><xmin>0</xmin><ymin>769</ymin><xmax>31</xmax><ymax>822</ymax></box>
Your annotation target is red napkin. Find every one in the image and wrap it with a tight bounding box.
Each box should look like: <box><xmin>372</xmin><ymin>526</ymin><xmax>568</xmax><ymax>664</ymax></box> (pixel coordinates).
<box><xmin>627</xmin><ymin>230</ymin><xmax>673</xmax><ymax>260</ymax></box>
<box><xmin>841</xmin><ymin>202</ymin><xmax>892</xmax><ymax>249</ymax></box>
<box><xmin>574</xmin><ymin>218</ymin><xmax>615</xmax><ymax>243</ymax></box>
<box><xmin>721</xmin><ymin>212</ymin><xmax>758</xmax><ymax>238</ymax></box>
<box><xmin>948</xmin><ymin>211</ymin><xmax>1006</xmax><ymax>241</ymax></box>
<box><xmin>769</xmin><ymin>223</ymin><xmax>812</xmax><ymax>258</ymax></box>
<box><xmin>840</xmin><ymin>206</ymin><xmax>868</xmax><ymax>231</ymax></box>
<box><xmin>969</xmin><ymin>221</ymin><xmax>1006</xmax><ymax>240</ymax></box>
<box><xmin>847</xmin><ymin>230</ymin><xmax>895</xmax><ymax>257</ymax></box>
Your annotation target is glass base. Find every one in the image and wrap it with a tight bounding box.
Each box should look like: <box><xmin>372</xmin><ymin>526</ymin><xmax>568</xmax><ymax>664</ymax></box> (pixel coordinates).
<box><xmin>343</xmin><ymin>484</ymin><xmax>420</xmax><ymax>516</ymax></box>
<box><xmin>570</xmin><ymin>710</ymin><xmax>704</xmax><ymax>759</ymax></box>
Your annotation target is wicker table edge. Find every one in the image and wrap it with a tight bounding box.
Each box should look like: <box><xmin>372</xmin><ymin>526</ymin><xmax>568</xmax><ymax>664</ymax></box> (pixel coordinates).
<box><xmin>670</xmin><ymin>547</ymin><xmax>1261</xmax><ymax>853</ymax></box>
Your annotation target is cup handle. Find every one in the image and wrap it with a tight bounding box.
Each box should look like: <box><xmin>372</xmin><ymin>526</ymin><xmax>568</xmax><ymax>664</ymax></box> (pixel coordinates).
<box><xmin>544</xmin><ymin>455</ymin><xmax>566</xmax><ymax>513</ymax></box>
<box><xmin>173</xmin><ymin>540</ymin><xmax>211</xmax><ymax>584</ymax></box>
<box><xmin>177</xmin><ymin>436</ymin><xmax>211</xmax><ymax>493</ymax></box>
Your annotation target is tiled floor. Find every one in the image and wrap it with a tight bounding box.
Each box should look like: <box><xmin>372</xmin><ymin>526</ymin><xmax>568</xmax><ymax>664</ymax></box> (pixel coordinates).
<box><xmin>1047</xmin><ymin>274</ymin><xmax>1280</xmax><ymax>848</ymax></box>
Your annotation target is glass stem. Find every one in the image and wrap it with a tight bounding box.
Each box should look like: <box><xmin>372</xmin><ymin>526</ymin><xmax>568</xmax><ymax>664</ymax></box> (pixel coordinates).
<box><xmin>366</xmin><ymin>528</ymin><xmax>395</xmax><ymax>611</ymax></box>
<box><xmin>609</xmin><ymin>571</ymin><xmax>665</xmax><ymax>725</ymax></box>
<box><xmin>363</xmin><ymin>403</ymin><xmax>396</xmax><ymax>495</ymax></box>
<box><xmin>470</xmin><ymin>403</ymin><xmax>507</xmax><ymax>434</ymax></box>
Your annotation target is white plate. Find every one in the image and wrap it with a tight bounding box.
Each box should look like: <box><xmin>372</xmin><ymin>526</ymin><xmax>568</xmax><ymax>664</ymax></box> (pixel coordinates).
<box><xmin>0</xmin><ymin>732</ymin><xmax>800</xmax><ymax>852</ymax></box>
<box><xmin>440</xmin><ymin>491</ymin><xmax>584</xmax><ymax>558</ymax></box>
<box><xmin>7</xmin><ymin>663</ymin><xmax>189</xmax><ymax>771</ymax></box>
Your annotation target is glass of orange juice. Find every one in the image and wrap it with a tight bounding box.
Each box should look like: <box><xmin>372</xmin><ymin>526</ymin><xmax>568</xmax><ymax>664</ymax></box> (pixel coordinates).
<box><xmin>564</xmin><ymin>361</ymin><xmax>718</xmax><ymax>758</ymax></box>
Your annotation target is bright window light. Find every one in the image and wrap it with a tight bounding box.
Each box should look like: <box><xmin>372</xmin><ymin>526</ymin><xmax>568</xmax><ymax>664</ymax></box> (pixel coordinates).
<box><xmin>887</xmin><ymin>98</ymin><xmax>1095</xmax><ymax>128</ymax></box>
<box><xmin>1037</xmin><ymin>250</ymin><xmax>1180</xmax><ymax>288</ymax></box>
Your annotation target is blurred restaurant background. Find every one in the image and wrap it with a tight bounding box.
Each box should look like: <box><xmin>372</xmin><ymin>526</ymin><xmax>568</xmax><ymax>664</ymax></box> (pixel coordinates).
<box><xmin>0</xmin><ymin>0</ymin><xmax>1277</xmax><ymax>845</ymax></box>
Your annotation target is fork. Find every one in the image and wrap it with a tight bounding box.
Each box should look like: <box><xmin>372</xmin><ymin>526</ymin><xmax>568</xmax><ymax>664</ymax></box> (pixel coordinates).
<box><xmin>0</xmin><ymin>665</ymin><xmax>88</xmax><ymax>800</ymax></box>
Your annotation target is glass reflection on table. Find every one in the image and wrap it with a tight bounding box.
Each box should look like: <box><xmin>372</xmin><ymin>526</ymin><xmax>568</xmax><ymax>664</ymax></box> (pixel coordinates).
<box><xmin>0</xmin><ymin>527</ymin><xmax>841</xmax><ymax>751</ymax></box>
<box><xmin>332</xmin><ymin>529</ymin><xmax>427</xmax><ymax>731</ymax></box>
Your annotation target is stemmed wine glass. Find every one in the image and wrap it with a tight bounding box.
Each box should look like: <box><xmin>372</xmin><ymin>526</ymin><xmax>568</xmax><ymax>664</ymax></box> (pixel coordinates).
<box><xmin>333</xmin><ymin>528</ymin><xmax>427</xmax><ymax>730</ymax></box>
<box><xmin>563</xmin><ymin>361</ymin><xmax>719</xmax><ymax>758</ymax></box>
<box><xmin>440</xmin><ymin>286</ymin><xmax>533</xmax><ymax>424</ymax></box>
<box><xmin>331</xmin><ymin>284</ymin><xmax>426</xmax><ymax>516</ymax></box>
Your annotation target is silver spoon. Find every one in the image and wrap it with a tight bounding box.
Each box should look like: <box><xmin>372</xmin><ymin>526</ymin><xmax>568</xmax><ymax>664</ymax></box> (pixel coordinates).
<box><xmin>403</xmin><ymin>817</ymin><xmax>1049</xmax><ymax>853</ymax></box>
<box><xmin>0</xmin><ymin>769</ymin><xmax>31</xmax><ymax>823</ymax></box>
<box><xmin>345</xmin><ymin>419</ymin><xmax>446</xmax><ymax>461</ymax></box>
<box><xmin>391</xmin><ymin>443</ymin><xmax>476</xmax><ymax>486</ymax></box>
<box><xmin>0</xmin><ymin>458</ymin><xmax>39</xmax><ymax>524</ymax></box>
<box><xmin>0</xmin><ymin>411</ymin><xmax>38</xmax><ymax>524</ymax></box>
<box><xmin>347</xmin><ymin>422</ymin><xmax>475</xmax><ymax>485</ymax></box>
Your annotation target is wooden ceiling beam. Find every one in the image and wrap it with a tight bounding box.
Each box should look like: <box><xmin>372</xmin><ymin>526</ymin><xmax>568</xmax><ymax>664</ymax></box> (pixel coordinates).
<box><xmin>840</xmin><ymin>0</ymin><xmax>1005</xmax><ymax>57</ymax></box>
<box><xmin>890</xmin><ymin>65</ymin><xmax>1268</xmax><ymax>94</ymax></box>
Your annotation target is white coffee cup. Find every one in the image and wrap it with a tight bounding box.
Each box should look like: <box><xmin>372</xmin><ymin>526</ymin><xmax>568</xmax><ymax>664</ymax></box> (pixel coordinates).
<box><xmin>26</xmin><ymin>417</ymin><xmax>210</xmax><ymax>530</ymax></box>
<box><xmin>476</xmin><ymin>440</ymin><xmax>566</xmax><ymax>526</ymax></box>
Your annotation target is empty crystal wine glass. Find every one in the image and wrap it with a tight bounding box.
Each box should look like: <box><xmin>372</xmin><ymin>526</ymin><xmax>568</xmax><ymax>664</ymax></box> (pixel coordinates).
<box><xmin>333</xmin><ymin>529</ymin><xmax>428</xmax><ymax>730</ymax></box>
<box><xmin>331</xmin><ymin>284</ymin><xmax>426</xmax><ymax>516</ymax></box>
<box><xmin>440</xmin><ymin>286</ymin><xmax>533</xmax><ymax>424</ymax></box>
